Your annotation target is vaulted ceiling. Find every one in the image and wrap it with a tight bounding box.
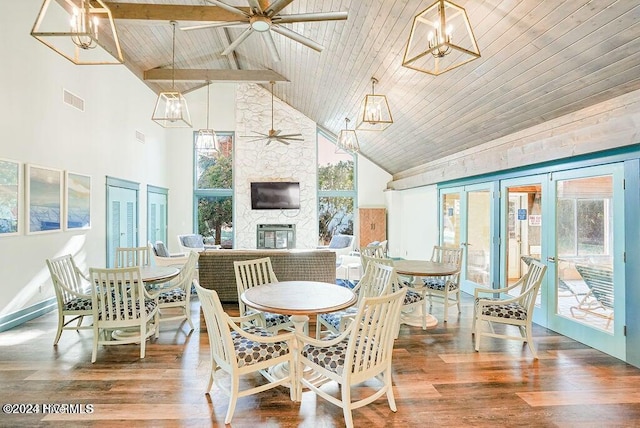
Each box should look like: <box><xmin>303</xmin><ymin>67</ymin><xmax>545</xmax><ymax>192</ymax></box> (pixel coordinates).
<box><xmin>102</xmin><ymin>0</ymin><xmax>640</xmax><ymax>175</ymax></box>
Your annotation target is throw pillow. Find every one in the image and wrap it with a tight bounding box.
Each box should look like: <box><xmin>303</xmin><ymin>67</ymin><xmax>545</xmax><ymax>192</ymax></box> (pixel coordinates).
<box><xmin>155</xmin><ymin>241</ymin><xmax>170</xmax><ymax>257</ymax></box>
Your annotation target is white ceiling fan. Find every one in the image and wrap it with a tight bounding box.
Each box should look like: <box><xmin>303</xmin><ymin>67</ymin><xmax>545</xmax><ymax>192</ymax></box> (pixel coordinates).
<box><xmin>181</xmin><ymin>0</ymin><xmax>348</xmax><ymax>62</ymax></box>
<box><xmin>242</xmin><ymin>81</ymin><xmax>303</xmax><ymax>145</ymax></box>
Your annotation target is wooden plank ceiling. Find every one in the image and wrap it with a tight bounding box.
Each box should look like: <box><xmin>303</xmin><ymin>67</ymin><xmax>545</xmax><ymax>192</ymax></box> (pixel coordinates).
<box><xmin>105</xmin><ymin>0</ymin><xmax>640</xmax><ymax>175</ymax></box>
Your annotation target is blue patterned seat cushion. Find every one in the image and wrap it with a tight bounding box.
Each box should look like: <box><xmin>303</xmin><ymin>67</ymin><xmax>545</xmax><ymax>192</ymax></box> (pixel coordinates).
<box><xmin>230</xmin><ymin>326</ymin><xmax>290</xmax><ymax>367</ymax></box>
<box><xmin>97</xmin><ymin>299</ymin><xmax>157</xmax><ymax>321</ymax></box>
<box><xmin>404</xmin><ymin>289</ymin><xmax>423</xmax><ymax>305</ymax></box>
<box><xmin>245</xmin><ymin>310</ymin><xmax>291</xmax><ymax>329</ymax></box>
<box><xmin>423</xmin><ymin>278</ymin><xmax>457</xmax><ymax>291</ymax></box>
<box><xmin>158</xmin><ymin>288</ymin><xmax>186</xmax><ymax>304</ymax></box>
<box><xmin>302</xmin><ymin>335</ymin><xmax>349</xmax><ymax>375</ymax></box>
<box><xmin>480</xmin><ymin>302</ymin><xmax>527</xmax><ymax>320</ymax></box>
<box><xmin>64</xmin><ymin>297</ymin><xmax>92</xmax><ymax>311</ymax></box>
<box><xmin>302</xmin><ymin>335</ymin><xmax>375</xmax><ymax>376</ymax></box>
<box><xmin>318</xmin><ymin>307</ymin><xmax>358</xmax><ymax>331</ymax></box>
<box><xmin>264</xmin><ymin>312</ymin><xmax>291</xmax><ymax>328</ymax></box>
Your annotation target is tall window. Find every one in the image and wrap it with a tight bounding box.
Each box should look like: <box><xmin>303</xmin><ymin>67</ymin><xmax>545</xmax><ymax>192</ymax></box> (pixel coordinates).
<box><xmin>194</xmin><ymin>133</ymin><xmax>234</xmax><ymax>248</ymax></box>
<box><xmin>317</xmin><ymin>129</ymin><xmax>356</xmax><ymax>245</ymax></box>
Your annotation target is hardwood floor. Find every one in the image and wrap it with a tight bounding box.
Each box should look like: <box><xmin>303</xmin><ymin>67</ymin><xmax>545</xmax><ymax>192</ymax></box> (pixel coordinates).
<box><xmin>2</xmin><ymin>293</ymin><xmax>640</xmax><ymax>427</ymax></box>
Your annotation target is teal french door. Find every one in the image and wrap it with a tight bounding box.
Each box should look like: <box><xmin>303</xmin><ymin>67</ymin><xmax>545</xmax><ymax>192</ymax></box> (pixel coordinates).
<box><xmin>147</xmin><ymin>186</ymin><xmax>168</xmax><ymax>246</ymax></box>
<box><xmin>106</xmin><ymin>177</ymin><xmax>139</xmax><ymax>268</ymax></box>
<box><xmin>440</xmin><ymin>183</ymin><xmax>497</xmax><ymax>296</ymax></box>
<box><xmin>546</xmin><ymin>164</ymin><xmax>626</xmax><ymax>359</ymax></box>
<box><xmin>499</xmin><ymin>174</ymin><xmax>548</xmax><ymax>327</ymax></box>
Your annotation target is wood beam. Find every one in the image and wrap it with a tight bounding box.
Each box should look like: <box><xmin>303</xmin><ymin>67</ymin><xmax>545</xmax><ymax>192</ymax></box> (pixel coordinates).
<box><xmin>143</xmin><ymin>69</ymin><xmax>288</xmax><ymax>82</ymax></box>
<box><xmin>104</xmin><ymin>3</ymin><xmax>251</xmax><ymax>21</ymax></box>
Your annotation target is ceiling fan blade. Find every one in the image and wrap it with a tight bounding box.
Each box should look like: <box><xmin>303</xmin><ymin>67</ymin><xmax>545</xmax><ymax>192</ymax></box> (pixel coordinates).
<box><xmin>241</xmin><ymin>131</ymin><xmax>269</xmax><ymax>137</ymax></box>
<box><xmin>181</xmin><ymin>21</ymin><xmax>247</xmax><ymax>31</ymax></box>
<box><xmin>261</xmin><ymin>31</ymin><xmax>281</xmax><ymax>62</ymax></box>
<box><xmin>265</xmin><ymin>0</ymin><xmax>295</xmax><ymax>16</ymax></box>
<box><xmin>274</xmin><ymin>11</ymin><xmax>348</xmax><ymax>24</ymax></box>
<box><xmin>247</xmin><ymin>0</ymin><xmax>263</xmax><ymax>14</ymax></box>
<box><xmin>245</xmin><ymin>137</ymin><xmax>268</xmax><ymax>143</ymax></box>
<box><xmin>206</xmin><ymin>0</ymin><xmax>250</xmax><ymax>18</ymax></box>
<box><xmin>276</xmin><ymin>133</ymin><xmax>303</xmax><ymax>139</ymax></box>
<box><xmin>271</xmin><ymin>25</ymin><xmax>324</xmax><ymax>52</ymax></box>
<box><xmin>221</xmin><ymin>27</ymin><xmax>255</xmax><ymax>55</ymax></box>
<box><xmin>274</xmin><ymin>138</ymin><xmax>291</xmax><ymax>145</ymax></box>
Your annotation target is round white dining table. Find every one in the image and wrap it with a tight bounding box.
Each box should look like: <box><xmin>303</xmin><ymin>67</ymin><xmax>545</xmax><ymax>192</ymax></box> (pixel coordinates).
<box><xmin>139</xmin><ymin>265</ymin><xmax>180</xmax><ymax>284</ymax></box>
<box><xmin>393</xmin><ymin>260</ymin><xmax>460</xmax><ymax>328</ymax></box>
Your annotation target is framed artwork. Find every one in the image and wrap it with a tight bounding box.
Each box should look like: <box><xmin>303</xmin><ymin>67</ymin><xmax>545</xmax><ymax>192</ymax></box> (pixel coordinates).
<box><xmin>65</xmin><ymin>171</ymin><xmax>91</xmax><ymax>230</ymax></box>
<box><xmin>26</xmin><ymin>164</ymin><xmax>63</xmax><ymax>234</ymax></box>
<box><xmin>0</xmin><ymin>158</ymin><xmax>21</xmax><ymax>236</ymax></box>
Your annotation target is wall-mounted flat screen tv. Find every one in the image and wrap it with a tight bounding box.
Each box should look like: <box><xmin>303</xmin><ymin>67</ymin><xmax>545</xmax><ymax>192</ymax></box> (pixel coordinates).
<box><xmin>251</xmin><ymin>182</ymin><xmax>300</xmax><ymax>210</ymax></box>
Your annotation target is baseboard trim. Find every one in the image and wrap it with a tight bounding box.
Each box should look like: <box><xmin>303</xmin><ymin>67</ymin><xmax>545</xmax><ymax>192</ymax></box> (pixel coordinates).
<box><xmin>0</xmin><ymin>298</ymin><xmax>57</xmax><ymax>332</ymax></box>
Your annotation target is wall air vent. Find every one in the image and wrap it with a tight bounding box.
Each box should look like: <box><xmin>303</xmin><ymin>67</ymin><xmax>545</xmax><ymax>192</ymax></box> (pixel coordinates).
<box><xmin>135</xmin><ymin>131</ymin><xmax>145</xmax><ymax>144</ymax></box>
<box><xmin>62</xmin><ymin>89</ymin><xmax>84</xmax><ymax>112</ymax></box>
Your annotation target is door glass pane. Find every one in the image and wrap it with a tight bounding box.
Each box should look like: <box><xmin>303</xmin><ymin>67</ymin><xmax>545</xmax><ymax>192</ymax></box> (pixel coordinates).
<box><xmin>197</xmin><ymin>196</ymin><xmax>233</xmax><ymax>248</ymax></box>
<box><xmin>466</xmin><ymin>190</ymin><xmax>491</xmax><ymax>287</ymax></box>
<box><xmin>442</xmin><ymin>193</ymin><xmax>460</xmax><ymax>246</ymax></box>
<box><xmin>505</xmin><ymin>184</ymin><xmax>542</xmax><ymax>304</ymax></box>
<box><xmin>556</xmin><ymin>175</ymin><xmax>613</xmax><ymax>332</ymax></box>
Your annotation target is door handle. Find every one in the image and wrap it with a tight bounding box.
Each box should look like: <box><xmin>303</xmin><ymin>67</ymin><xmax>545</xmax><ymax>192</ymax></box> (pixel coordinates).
<box><xmin>547</xmin><ymin>256</ymin><xmax>556</xmax><ymax>263</ymax></box>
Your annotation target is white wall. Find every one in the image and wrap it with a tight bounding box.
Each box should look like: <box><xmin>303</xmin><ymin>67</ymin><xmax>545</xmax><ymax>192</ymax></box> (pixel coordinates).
<box><xmin>357</xmin><ymin>156</ymin><xmax>391</xmax><ymax>207</ymax></box>
<box><xmin>386</xmin><ymin>185</ymin><xmax>439</xmax><ymax>260</ymax></box>
<box><xmin>0</xmin><ymin>2</ymin><xmax>166</xmax><ymax>317</ymax></box>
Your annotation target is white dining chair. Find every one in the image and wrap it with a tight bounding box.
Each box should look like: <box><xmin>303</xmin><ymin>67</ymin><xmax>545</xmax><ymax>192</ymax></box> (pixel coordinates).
<box><xmin>89</xmin><ymin>266</ymin><xmax>159</xmax><ymax>363</ymax></box>
<box><xmin>297</xmin><ymin>288</ymin><xmax>407</xmax><ymax>428</ymax></box>
<box><xmin>195</xmin><ymin>282</ymin><xmax>296</xmax><ymax>424</ymax></box>
<box><xmin>45</xmin><ymin>254</ymin><xmax>93</xmax><ymax>346</ymax></box>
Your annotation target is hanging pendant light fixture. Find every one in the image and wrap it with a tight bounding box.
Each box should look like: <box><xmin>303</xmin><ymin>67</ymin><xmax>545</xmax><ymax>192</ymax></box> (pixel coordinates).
<box><xmin>355</xmin><ymin>77</ymin><xmax>393</xmax><ymax>131</ymax></box>
<box><xmin>336</xmin><ymin>118</ymin><xmax>360</xmax><ymax>154</ymax></box>
<box><xmin>402</xmin><ymin>0</ymin><xmax>480</xmax><ymax>76</ymax></box>
<box><xmin>195</xmin><ymin>82</ymin><xmax>219</xmax><ymax>154</ymax></box>
<box><xmin>30</xmin><ymin>0</ymin><xmax>123</xmax><ymax>64</ymax></box>
<box><xmin>152</xmin><ymin>21</ymin><xmax>191</xmax><ymax>128</ymax></box>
